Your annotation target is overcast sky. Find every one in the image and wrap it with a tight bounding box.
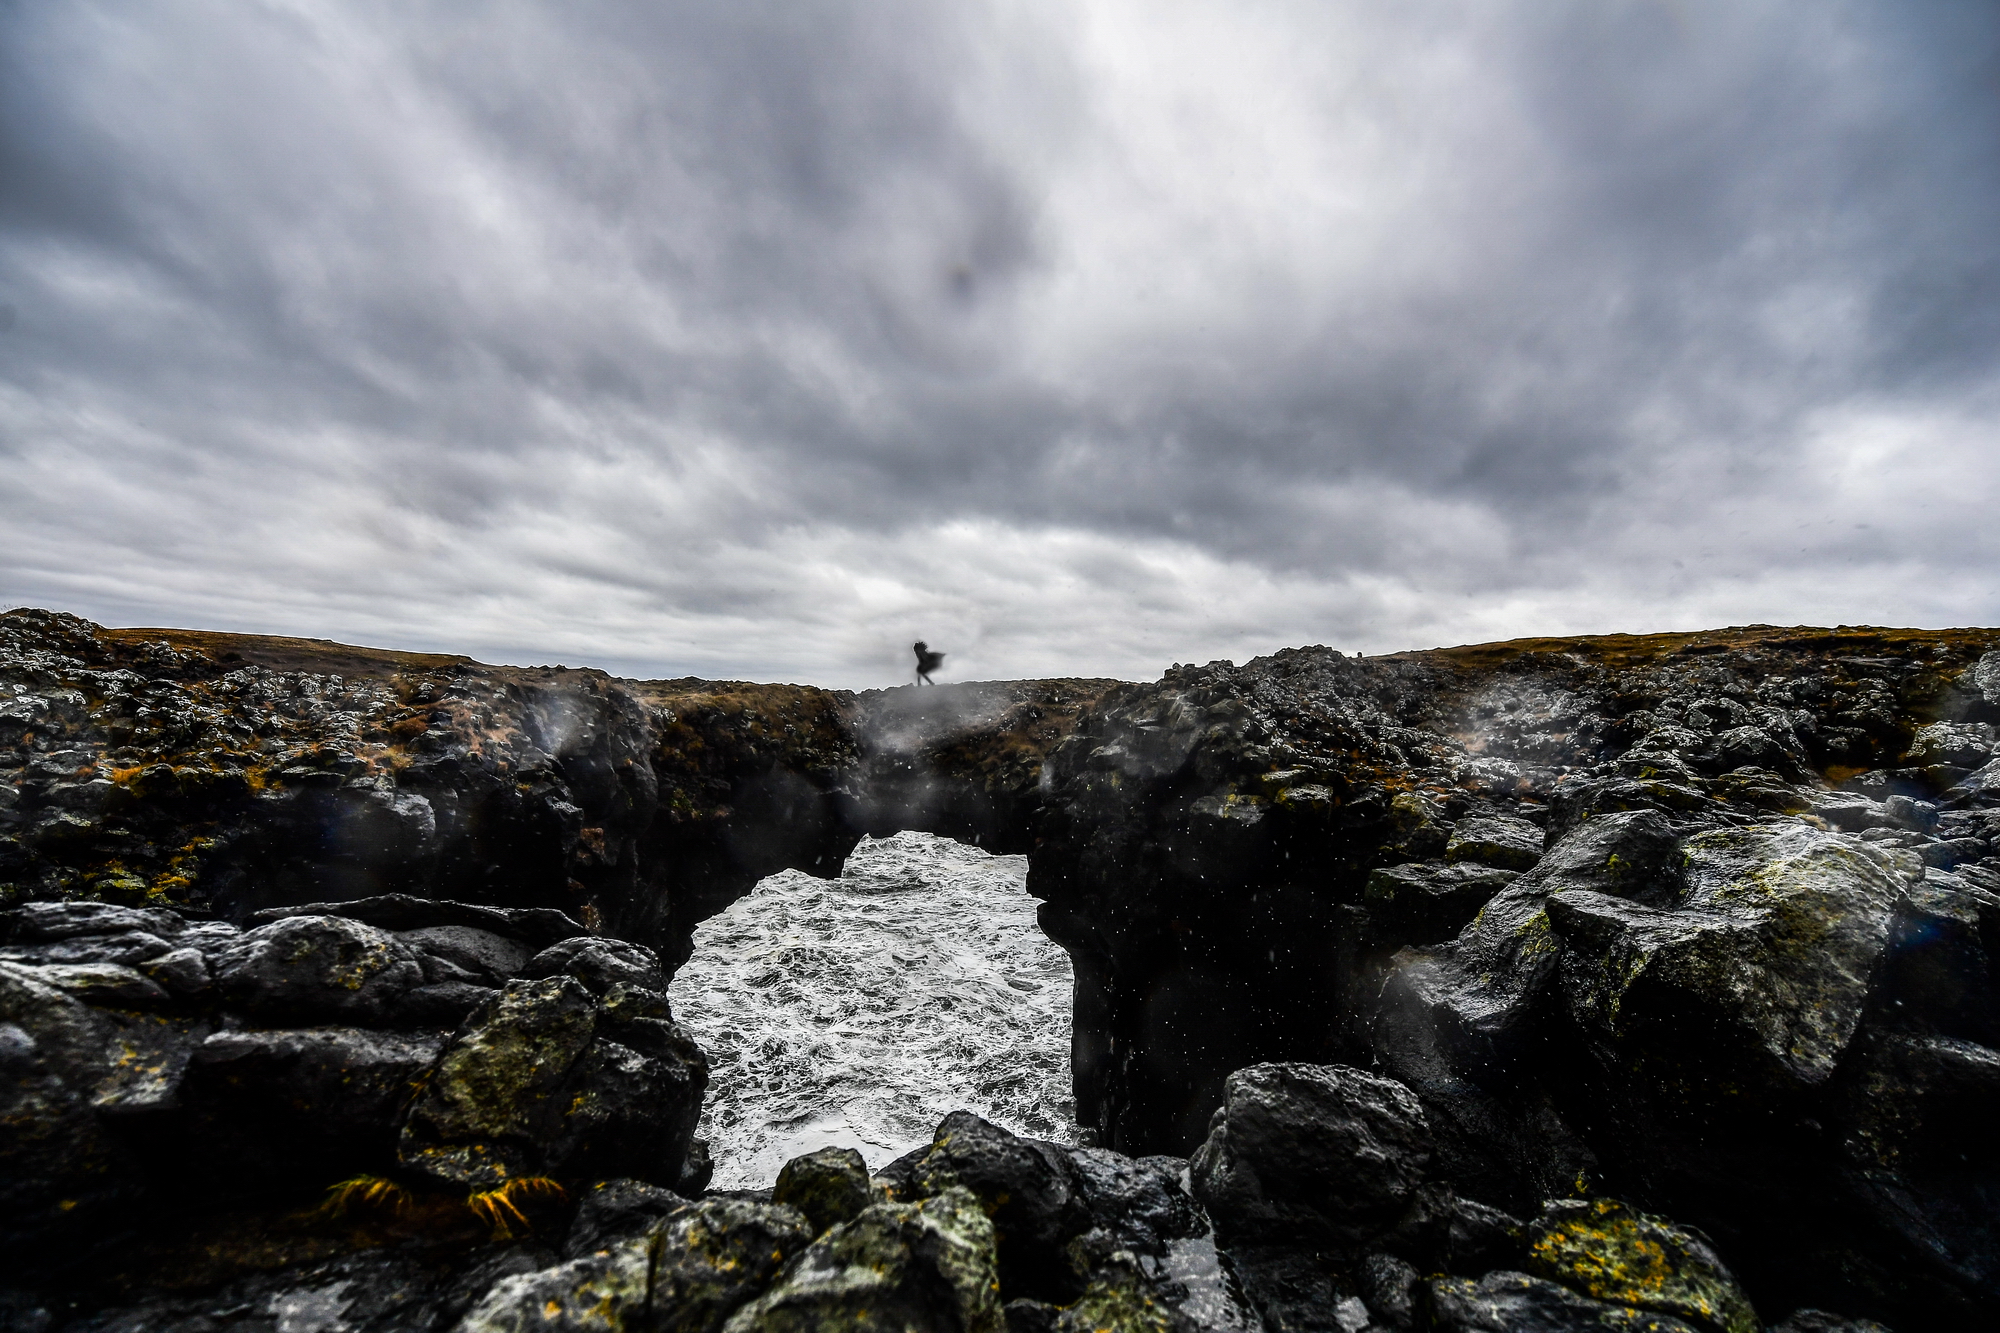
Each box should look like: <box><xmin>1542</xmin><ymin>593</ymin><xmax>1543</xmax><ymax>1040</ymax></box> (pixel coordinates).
<box><xmin>3</xmin><ymin>1</ymin><xmax>1997</xmax><ymax>688</ymax></box>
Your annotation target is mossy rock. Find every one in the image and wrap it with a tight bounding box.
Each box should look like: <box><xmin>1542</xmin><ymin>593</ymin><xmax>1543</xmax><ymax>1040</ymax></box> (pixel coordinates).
<box><xmin>1526</xmin><ymin>1198</ymin><xmax>1758</xmax><ymax>1333</ymax></box>
<box><xmin>1052</xmin><ymin>1254</ymin><xmax>1180</xmax><ymax>1333</ymax></box>
<box><xmin>773</xmin><ymin>1145</ymin><xmax>872</xmax><ymax>1236</ymax></box>
<box><xmin>722</xmin><ymin>1186</ymin><xmax>1003</xmax><ymax>1333</ymax></box>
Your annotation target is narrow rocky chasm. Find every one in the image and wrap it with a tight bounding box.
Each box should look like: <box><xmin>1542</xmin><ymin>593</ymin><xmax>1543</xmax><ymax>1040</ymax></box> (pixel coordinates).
<box><xmin>5</xmin><ymin>606</ymin><xmax>2000</xmax><ymax>1331</ymax></box>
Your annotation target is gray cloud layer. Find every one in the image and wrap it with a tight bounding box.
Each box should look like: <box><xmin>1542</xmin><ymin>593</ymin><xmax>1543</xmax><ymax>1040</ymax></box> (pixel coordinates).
<box><xmin>3</xmin><ymin>1</ymin><xmax>1997</xmax><ymax>687</ymax></box>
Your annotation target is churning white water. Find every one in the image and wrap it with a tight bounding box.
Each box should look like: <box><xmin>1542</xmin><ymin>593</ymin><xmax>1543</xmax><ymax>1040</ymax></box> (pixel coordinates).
<box><xmin>669</xmin><ymin>831</ymin><xmax>1077</xmax><ymax>1189</ymax></box>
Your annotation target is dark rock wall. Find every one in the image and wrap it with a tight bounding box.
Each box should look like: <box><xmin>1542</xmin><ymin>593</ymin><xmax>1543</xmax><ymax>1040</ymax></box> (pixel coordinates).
<box><xmin>1029</xmin><ymin>626</ymin><xmax>2000</xmax><ymax>1328</ymax></box>
<box><xmin>0</xmin><ymin>608</ymin><xmax>865</xmax><ymax>957</ymax></box>
<box><xmin>0</xmin><ymin>609</ymin><xmax>1107</xmax><ymax>970</ymax></box>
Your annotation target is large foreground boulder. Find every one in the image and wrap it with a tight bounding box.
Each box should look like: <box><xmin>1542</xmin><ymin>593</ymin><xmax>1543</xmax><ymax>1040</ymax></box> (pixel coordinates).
<box><xmin>399</xmin><ymin>976</ymin><xmax>707</xmax><ymax>1191</ymax></box>
<box><xmin>1180</xmin><ymin>1061</ymin><xmax>1850</xmax><ymax>1333</ymax></box>
<box><xmin>1189</xmin><ymin>1063</ymin><xmax>1432</xmax><ymax>1249</ymax></box>
<box><xmin>915</xmin><ymin>1110</ymin><xmax>1092</xmax><ymax>1302</ymax></box>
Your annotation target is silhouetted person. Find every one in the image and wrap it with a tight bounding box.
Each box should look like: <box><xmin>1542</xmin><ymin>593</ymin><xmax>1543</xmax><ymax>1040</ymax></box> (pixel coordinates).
<box><xmin>913</xmin><ymin>641</ymin><xmax>945</xmax><ymax>685</ymax></box>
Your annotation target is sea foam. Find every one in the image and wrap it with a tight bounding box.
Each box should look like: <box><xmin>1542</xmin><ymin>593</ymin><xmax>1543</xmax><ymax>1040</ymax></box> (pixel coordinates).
<box><xmin>669</xmin><ymin>830</ymin><xmax>1076</xmax><ymax>1189</ymax></box>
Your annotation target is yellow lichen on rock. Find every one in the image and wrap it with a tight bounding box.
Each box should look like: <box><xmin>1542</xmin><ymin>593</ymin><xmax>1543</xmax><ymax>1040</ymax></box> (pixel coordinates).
<box><xmin>1527</xmin><ymin>1198</ymin><xmax>1758</xmax><ymax>1333</ymax></box>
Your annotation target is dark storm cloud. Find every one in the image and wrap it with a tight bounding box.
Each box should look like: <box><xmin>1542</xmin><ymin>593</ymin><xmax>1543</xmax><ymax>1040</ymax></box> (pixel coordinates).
<box><xmin>2</xmin><ymin>0</ymin><xmax>1998</xmax><ymax>686</ymax></box>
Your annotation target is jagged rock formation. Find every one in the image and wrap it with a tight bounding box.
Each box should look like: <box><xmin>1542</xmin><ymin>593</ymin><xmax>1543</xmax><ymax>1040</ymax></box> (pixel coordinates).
<box><xmin>0</xmin><ymin>608</ymin><xmax>1111</xmax><ymax>971</ymax></box>
<box><xmin>7</xmin><ymin>607</ymin><xmax>2000</xmax><ymax>1328</ymax></box>
<box><xmin>1031</xmin><ymin>626</ymin><xmax>2000</xmax><ymax>1328</ymax></box>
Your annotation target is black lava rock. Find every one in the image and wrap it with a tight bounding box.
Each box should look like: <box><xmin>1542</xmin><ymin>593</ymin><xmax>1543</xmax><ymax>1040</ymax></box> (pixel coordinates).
<box><xmin>914</xmin><ymin>1110</ymin><xmax>1093</xmax><ymax>1303</ymax></box>
<box><xmin>774</xmin><ymin>1145</ymin><xmax>874</xmax><ymax>1236</ymax></box>
<box><xmin>1190</xmin><ymin>1062</ymin><xmax>1432</xmax><ymax>1249</ymax></box>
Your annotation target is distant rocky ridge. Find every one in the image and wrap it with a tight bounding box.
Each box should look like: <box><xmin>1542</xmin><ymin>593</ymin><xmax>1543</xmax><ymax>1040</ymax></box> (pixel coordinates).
<box><xmin>4</xmin><ymin>607</ymin><xmax>1999</xmax><ymax>1330</ymax></box>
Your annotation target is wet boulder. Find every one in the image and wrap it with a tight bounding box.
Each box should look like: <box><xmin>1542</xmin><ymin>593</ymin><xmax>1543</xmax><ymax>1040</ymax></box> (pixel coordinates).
<box><xmin>247</xmin><ymin>894</ymin><xmax>588</xmax><ymax>951</ymax></box>
<box><xmin>400</xmin><ymin>978</ymin><xmax>505</xmax><ymax>1027</ymax></box>
<box><xmin>397</xmin><ymin>974</ymin><xmax>707</xmax><ymax>1192</ymax></box>
<box><xmin>562</xmin><ymin>1177</ymin><xmax>690</xmax><ymax>1259</ymax></box>
<box><xmin>1445</xmin><ymin>816</ymin><xmax>1546</xmax><ymax>871</ymax></box>
<box><xmin>1046</xmin><ymin>1252</ymin><xmax>1191</xmax><ymax>1333</ymax></box>
<box><xmin>1544</xmin><ymin>776</ymin><xmax>1716</xmax><ymax>841</ymax></box>
<box><xmin>463</xmin><ymin>1197</ymin><xmax>812</xmax><ymax>1333</ymax></box>
<box><xmin>555</xmin><ymin>983</ymin><xmax>709</xmax><ymax>1188</ymax></box>
<box><xmin>915</xmin><ymin>1110</ymin><xmax>1091</xmax><ymax>1302</ymax></box>
<box><xmin>1518</xmin><ymin>808</ymin><xmax>1685</xmax><ymax>902</ymax></box>
<box><xmin>73</xmin><ymin>1244</ymin><xmax>557</xmax><ymax>1333</ymax></box>
<box><xmin>1827</xmin><ymin>1029</ymin><xmax>2000</xmax><ymax>1322</ymax></box>
<box><xmin>522</xmin><ymin>935</ymin><xmax>670</xmax><ymax>996</ymax></box>
<box><xmin>0</xmin><ymin>962</ymin><xmax>126</xmax><ymax>1254</ymax></box>
<box><xmin>6</xmin><ymin>901</ymin><xmax>188</xmax><ymax>943</ymax></box>
<box><xmin>1428</xmin><ymin>1271</ymin><xmax>1704</xmax><ymax>1332</ymax></box>
<box><xmin>1525</xmin><ymin>1199</ymin><xmax>1759</xmax><ymax>1333</ymax></box>
<box><xmin>775</xmin><ymin>1145</ymin><xmax>874</xmax><ymax>1236</ymax></box>
<box><xmin>721</xmin><ymin>1186</ymin><xmax>1004</xmax><ymax>1333</ymax></box>
<box><xmin>1135</xmin><ymin>1235</ymin><xmax>1262</xmax><ymax>1333</ymax></box>
<box><xmin>1437</xmin><ymin>1194</ymin><xmax>1529</xmax><ymax>1275</ymax></box>
<box><xmin>1360</xmin><ymin>1252</ymin><xmax>1423</xmax><ymax>1330</ymax></box>
<box><xmin>1378</xmin><ymin>1187</ymin><xmax>1528</xmax><ymax>1277</ymax></box>
<box><xmin>1551</xmin><ymin>824</ymin><xmax>1914</xmax><ymax>1099</ymax></box>
<box><xmin>1706</xmin><ymin>725</ymin><xmax>1805</xmax><ymax>778</ymax></box>
<box><xmin>1189</xmin><ymin>1062</ymin><xmax>1432</xmax><ymax>1249</ymax></box>
<box><xmin>184</xmin><ymin>1025</ymin><xmax>445</xmax><ymax>1186</ymax></box>
<box><xmin>1704</xmin><ymin>769</ymin><xmax>1816</xmax><ymax>817</ymax></box>
<box><xmin>1866</xmin><ymin>873</ymin><xmax>1998</xmax><ymax>1042</ymax></box>
<box><xmin>136</xmin><ymin>946</ymin><xmax>211</xmax><ymax>997</ymax></box>
<box><xmin>1382</xmin><ymin>810</ymin><xmax>1686</xmax><ymax>1078</ymax></box>
<box><xmin>18</xmin><ymin>961</ymin><xmax>169</xmax><ymax>1008</ymax></box>
<box><xmin>1056</xmin><ymin>1149</ymin><xmax>1241</xmax><ymax>1331</ymax></box>
<box><xmin>458</xmin><ymin>1242</ymin><xmax>652</xmax><ymax>1333</ymax></box>
<box><xmin>0</xmin><ymin>928</ymin><xmax>177</xmax><ymax>968</ymax></box>
<box><xmin>648</xmin><ymin>1199</ymin><xmax>817</xmax><ymax>1331</ymax></box>
<box><xmin>395</xmin><ymin>974</ymin><xmax>598</xmax><ymax>1187</ymax></box>
<box><xmin>1064</xmin><ymin>1147</ymin><xmax>1208</xmax><ymax>1258</ymax></box>
<box><xmin>399</xmin><ymin>924</ymin><xmax>535</xmax><ymax>985</ymax></box>
<box><xmin>1905</xmin><ymin>721</ymin><xmax>1994</xmax><ymax>770</ymax></box>
<box><xmin>1365</xmin><ymin>862</ymin><xmax>1519</xmax><ymax>946</ymax></box>
<box><xmin>1811</xmin><ymin>794</ymin><xmax>1900</xmax><ymax>834</ymax></box>
<box><xmin>209</xmin><ymin>914</ymin><xmax>426</xmax><ymax>1026</ymax></box>
<box><xmin>1946</xmin><ymin>755</ymin><xmax>2000</xmax><ymax>806</ymax></box>
<box><xmin>1882</xmin><ymin>794</ymin><xmax>1938</xmax><ymax>833</ymax></box>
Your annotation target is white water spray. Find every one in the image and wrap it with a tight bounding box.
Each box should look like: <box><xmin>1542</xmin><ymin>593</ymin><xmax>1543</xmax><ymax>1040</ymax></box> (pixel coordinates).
<box><xmin>669</xmin><ymin>831</ymin><xmax>1077</xmax><ymax>1189</ymax></box>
